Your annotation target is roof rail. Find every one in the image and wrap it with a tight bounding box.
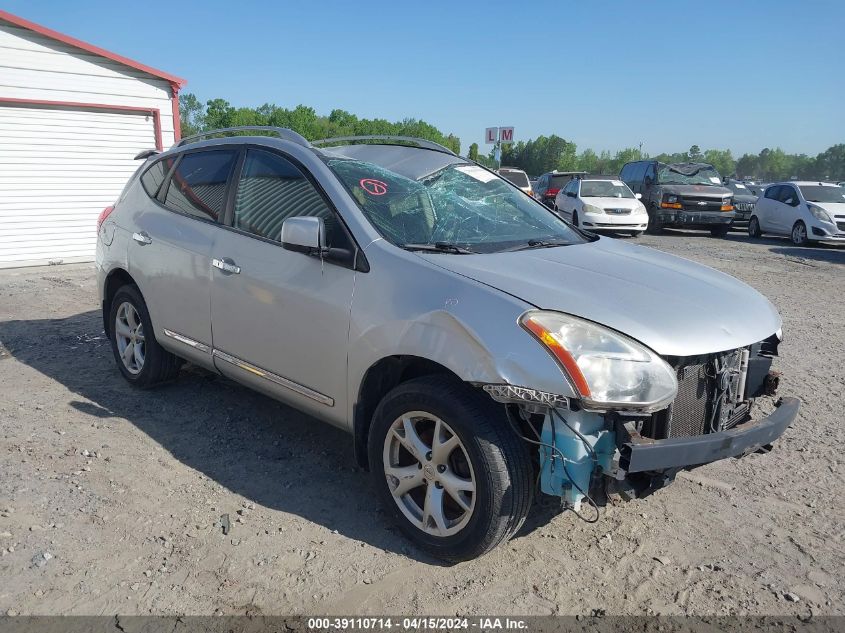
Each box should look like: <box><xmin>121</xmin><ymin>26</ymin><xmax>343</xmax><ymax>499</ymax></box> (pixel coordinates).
<box><xmin>175</xmin><ymin>126</ymin><xmax>311</xmax><ymax>148</ymax></box>
<box><xmin>312</xmin><ymin>135</ymin><xmax>456</xmax><ymax>156</ymax></box>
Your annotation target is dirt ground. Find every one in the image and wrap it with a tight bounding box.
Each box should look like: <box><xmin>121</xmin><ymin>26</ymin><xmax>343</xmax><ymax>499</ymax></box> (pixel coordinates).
<box><xmin>0</xmin><ymin>231</ymin><xmax>843</xmax><ymax>617</ymax></box>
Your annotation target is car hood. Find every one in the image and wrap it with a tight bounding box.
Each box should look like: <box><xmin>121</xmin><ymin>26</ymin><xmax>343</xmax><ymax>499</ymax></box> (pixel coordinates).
<box><xmin>659</xmin><ymin>184</ymin><xmax>732</xmax><ymax>198</ymax></box>
<box><xmin>419</xmin><ymin>237</ymin><xmax>781</xmax><ymax>357</ymax></box>
<box><xmin>581</xmin><ymin>197</ymin><xmax>643</xmax><ymax>210</ymax></box>
<box><xmin>733</xmin><ymin>194</ymin><xmax>758</xmax><ymax>204</ymax></box>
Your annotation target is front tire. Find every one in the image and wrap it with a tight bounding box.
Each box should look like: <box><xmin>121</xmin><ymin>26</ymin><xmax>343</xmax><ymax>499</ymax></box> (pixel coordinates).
<box><xmin>108</xmin><ymin>284</ymin><xmax>182</xmax><ymax>387</ymax></box>
<box><xmin>791</xmin><ymin>220</ymin><xmax>810</xmax><ymax>246</ymax></box>
<box><xmin>647</xmin><ymin>206</ymin><xmax>663</xmax><ymax>234</ymax></box>
<box><xmin>572</xmin><ymin>210</ymin><xmax>579</xmax><ymax>228</ymax></box>
<box><xmin>748</xmin><ymin>216</ymin><xmax>762</xmax><ymax>238</ymax></box>
<box><xmin>368</xmin><ymin>376</ymin><xmax>532</xmax><ymax>562</ymax></box>
<box><xmin>629</xmin><ymin>231</ymin><xmax>643</xmax><ymax>238</ymax></box>
<box><xmin>709</xmin><ymin>225</ymin><xmax>730</xmax><ymax>238</ymax></box>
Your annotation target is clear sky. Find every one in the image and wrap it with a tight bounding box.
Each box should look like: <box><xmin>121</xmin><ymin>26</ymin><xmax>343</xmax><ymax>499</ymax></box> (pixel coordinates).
<box><xmin>4</xmin><ymin>0</ymin><xmax>844</xmax><ymax>157</ymax></box>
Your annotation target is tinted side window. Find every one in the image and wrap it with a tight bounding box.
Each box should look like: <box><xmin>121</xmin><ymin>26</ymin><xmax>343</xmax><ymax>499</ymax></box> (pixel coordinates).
<box><xmin>233</xmin><ymin>149</ymin><xmax>345</xmax><ymax>246</ymax></box>
<box><xmin>779</xmin><ymin>185</ymin><xmax>799</xmax><ymax>206</ymax></box>
<box><xmin>140</xmin><ymin>157</ymin><xmax>175</xmax><ymax>198</ymax></box>
<box><xmin>620</xmin><ymin>164</ymin><xmax>631</xmax><ymax>181</ymax></box>
<box><xmin>644</xmin><ymin>162</ymin><xmax>656</xmax><ymax>185</ymax></box>
<box><xmin>764</xmin><ymin>185</ymin><xmax>781</xmax><ymax>200</ymax></box>
<box><xmin>164</xmin><ymin>151</ymin><xmax>237</xmax><ymax>221</ymax></box>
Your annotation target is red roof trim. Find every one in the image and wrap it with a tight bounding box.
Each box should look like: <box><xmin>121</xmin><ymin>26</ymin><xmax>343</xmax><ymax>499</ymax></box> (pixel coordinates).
<box><xmin>0</xmin><ymin>9</ymin><xmax>187</xmax><ymax>90</ymax></box>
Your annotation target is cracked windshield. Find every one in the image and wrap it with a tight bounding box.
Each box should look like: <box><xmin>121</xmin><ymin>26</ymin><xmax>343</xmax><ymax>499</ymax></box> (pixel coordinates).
<box><xmin>328</xmin><ymin>159</ymin><xmax>584</xmax><ymax>253</ymax></box>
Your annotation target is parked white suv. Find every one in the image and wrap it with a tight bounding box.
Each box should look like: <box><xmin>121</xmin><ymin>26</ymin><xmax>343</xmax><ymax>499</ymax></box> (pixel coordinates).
<box><xmin>749</xmin><ymin>182</ymin><xmax>845</xmax><ymax>245</ymax></box>
<box><xmin>554</xmin><ymin>176</ymin><xmax>649</xmax><ymax>237</ymax></box>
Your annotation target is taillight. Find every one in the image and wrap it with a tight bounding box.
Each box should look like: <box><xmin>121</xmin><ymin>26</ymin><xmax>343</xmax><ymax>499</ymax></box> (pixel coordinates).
<box><xmin>97</xmin><ymin>205</ymin><xmax>115</xmax><ymax>231</ymax></box>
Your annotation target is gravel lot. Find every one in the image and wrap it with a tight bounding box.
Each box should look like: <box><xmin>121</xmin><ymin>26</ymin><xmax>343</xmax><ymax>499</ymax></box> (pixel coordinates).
<box><xmin>0</xmin><ymin>231</ymin><xmax>843</xmax><ymax>617</ymax></box>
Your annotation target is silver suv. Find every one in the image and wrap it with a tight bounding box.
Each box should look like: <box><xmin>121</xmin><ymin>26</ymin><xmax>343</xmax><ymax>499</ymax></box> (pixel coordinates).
<box><xmin>97</xmin><ymin>128</ymin><xmax>799</xmax><ymax>561</ymax></box>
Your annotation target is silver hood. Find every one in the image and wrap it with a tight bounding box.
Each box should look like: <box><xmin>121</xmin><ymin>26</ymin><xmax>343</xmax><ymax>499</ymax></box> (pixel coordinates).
<box><xmin>420</xmin><ymin>237</ymin><xmax>781</xmax><ymax>357</ymax></box>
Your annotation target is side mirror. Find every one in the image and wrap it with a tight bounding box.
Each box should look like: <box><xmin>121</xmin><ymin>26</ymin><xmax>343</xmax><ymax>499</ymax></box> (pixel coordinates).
<box><xmin>635</xmin><ymin>193</ymin><xmax>643</xmax><ymax>199</ymax></box>
<box><xmin>566</xmin><ymin>191</ymin><xmax>576</xmax><ymax>198</ymax></box>
<box><xmin>281</xmin><ymin>216</ymin><xmax>327</xmax><ymax>254</ymax></box>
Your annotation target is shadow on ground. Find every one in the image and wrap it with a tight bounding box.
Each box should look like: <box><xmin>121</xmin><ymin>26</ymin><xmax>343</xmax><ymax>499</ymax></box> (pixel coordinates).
<box><xmin>0</xmin><ymin>310</ymin><xmax>461</xmax><ymax>565</ymax></box>
<box><xmin>769</xmin><ymin>245</ymin><xmax>845</xmax><ymax>264</ymax></box>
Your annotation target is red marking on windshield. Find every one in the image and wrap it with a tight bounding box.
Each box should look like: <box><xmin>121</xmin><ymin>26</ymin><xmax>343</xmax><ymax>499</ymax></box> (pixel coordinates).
<box><xmin>360</xmin><ymin>178</ymin><xmax>388</xmax><ymax>196</ymax></box>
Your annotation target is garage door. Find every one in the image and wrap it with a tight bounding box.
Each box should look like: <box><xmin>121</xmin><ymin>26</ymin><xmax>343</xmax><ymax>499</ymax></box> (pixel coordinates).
<box><xmin>0</xmin><ymin>103</ymin><xmax>157</xmax><ymax>268</ymax></box>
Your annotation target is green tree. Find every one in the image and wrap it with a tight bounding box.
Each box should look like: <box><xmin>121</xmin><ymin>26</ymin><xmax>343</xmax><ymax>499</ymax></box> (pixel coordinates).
<box><xmin>468</xmin><ymin>142</ymin><xmax>479</xmax><ymax>161</ymax></box>
<box><xmin>178</xmin><ymin>92</ymin><xmax>205</xmax><ymax>137</ymax></box>
<box><xmin>703</xmin><ymin>149</ymin><xmax>735</xmax><ymax>178</ymax></box>
<box><xmin>688</xmin><ymin>145</ymin><xmax>703</xmax><ymax>161</ymax></box>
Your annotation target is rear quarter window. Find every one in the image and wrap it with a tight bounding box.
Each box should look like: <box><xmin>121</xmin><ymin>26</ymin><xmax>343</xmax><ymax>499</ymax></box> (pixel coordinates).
<box><xmin>140</xmin><ymin>158</ymin><xmax>174</xmax><ymax>198</ymax></box>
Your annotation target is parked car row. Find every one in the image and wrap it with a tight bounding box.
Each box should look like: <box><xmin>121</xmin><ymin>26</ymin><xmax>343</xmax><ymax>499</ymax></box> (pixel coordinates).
<box><xmin>510</xmin><ymin>161</ymin><xmax>844</xmax><ymax>246</ymax></box>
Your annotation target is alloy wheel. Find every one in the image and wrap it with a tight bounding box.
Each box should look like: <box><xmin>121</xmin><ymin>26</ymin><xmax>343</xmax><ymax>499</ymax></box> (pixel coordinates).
<box><xmin>382</xmin><ymin>412</ymin><xmax>476</xmax><ymax>537</ymax></box>
<box><xmin>114</xmin><ymin>301</ymin><xmax>145</xmax><ymax>374</ymax></box>
<box><xmin>791</xmin><ymin>222</ymin><xmax>807</xmax><ymax>245</ymax></box>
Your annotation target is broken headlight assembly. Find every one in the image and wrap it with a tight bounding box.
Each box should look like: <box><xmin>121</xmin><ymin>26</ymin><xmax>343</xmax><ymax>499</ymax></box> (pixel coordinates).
<box><xmin>520</xmin><ymin>311</ymin><xmax>677</xmax><ymax>412</ymax></box>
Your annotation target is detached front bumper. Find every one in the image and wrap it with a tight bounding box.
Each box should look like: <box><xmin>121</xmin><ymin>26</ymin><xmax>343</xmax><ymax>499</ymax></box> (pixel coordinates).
<box><xmin>619</xmin><ymin>397</ymin><xmax>799</xmax><ymax>473</ymax></box>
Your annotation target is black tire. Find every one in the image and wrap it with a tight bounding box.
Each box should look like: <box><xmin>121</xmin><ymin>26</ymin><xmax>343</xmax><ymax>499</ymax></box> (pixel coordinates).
<box><xmin>709</xmin><ymin>225</ymin><xmax>730</xmax><ymax>238</ymax></box>
<box><xmin>572</xmin><ymin>210</ymin><xmax>579</xmax><ymax>227</ymax></box>
<box><xmin>791</xmin><ymin>220</ymin><xmax>810</xmax><ymax>246</ymax></box>
<box><xmin>748</xmin><ymin>216</ymin><xmax>762</xmax><ymax>238</ymax></box>
<box><xmin>646</xmin><ymin>206</ymin><xmax>663</xmax><ymax>234</ymax></box>
<box><xmin>368</xmin><ymin>376</ymin><xmax>532</xmax><ymax>562</ymax></box>
<box><xmin>629</xmin><ymin>231</ymin><xmax>643</xmax><ymax>238</ymax></box>
<box><xmin>108</xmin><ymin>284</ymin><xmax>182</xmax><ymax>387</ymax></box>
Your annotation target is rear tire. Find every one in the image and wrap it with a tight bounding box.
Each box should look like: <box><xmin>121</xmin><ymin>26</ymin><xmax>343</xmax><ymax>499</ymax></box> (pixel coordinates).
<box><xmin>108</xmin><ymin>284</ymin><xmax>182</xmax><ymax>387</ymax></box>
<box><xmin>709</xmin><ymin>225</ymin><xmax>730</xmax><ymax>238</ymax></box>
<box><xmin>368</xmin><ymin>376</ymin><xmax>532</xmax><ymax>562</ymax></box>
<box><xmin>748</xmin><ymin>216</ymin><xmax>762</xmax><ymax>238</ymax></box>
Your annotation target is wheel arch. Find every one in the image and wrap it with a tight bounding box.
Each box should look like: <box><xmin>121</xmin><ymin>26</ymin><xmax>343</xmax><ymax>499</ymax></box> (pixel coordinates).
<box><xmin>102</xmin><ymin>267</ymin><xmax>138</xmax><ymax>334</ymax></box>
<box><xmin>352</xmin><ymin>355</ymin><xmax>464</xmax><ymax>469</ymax></box>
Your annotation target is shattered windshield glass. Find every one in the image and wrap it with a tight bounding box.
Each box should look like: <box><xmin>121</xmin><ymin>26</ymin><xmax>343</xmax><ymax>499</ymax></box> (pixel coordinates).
<box><xmin>327</xmin><ymin>159</ymin><xmax>585</xmax><ymax>253</ymax></box>
<box><xmin>657</xmin><ymin>165</ymin><xmax>723</xmax><ymax>186</ymax></box>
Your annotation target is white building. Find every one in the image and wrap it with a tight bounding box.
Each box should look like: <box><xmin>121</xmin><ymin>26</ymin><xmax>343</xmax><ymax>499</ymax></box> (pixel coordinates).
<box><xmin>0</xmin><ymin>10</ymin><xmax>186</xmax><ymax>268</ymax></box>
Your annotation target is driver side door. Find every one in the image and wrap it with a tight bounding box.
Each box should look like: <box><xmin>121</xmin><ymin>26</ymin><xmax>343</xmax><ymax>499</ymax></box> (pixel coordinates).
<box><xmin>208</xmin><ymin>147</ymin><xmax>357</xmax><ymax>425</ymax></box>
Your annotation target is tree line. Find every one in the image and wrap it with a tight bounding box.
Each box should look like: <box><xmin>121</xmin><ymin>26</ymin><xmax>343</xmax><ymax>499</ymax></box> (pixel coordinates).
<box><xmin>179</xmin><ymin>94</ymin><xmax>844</xmax><ymax>181</ymax></box>
<box><xmin>178</xmin><ymin>93</ymin><xmax>460</xmax><ymax>155</ymax></box>
<box><xmin>497</xmin><ymin>138</ymin><xmax>845</xmax><ymax>181</ymax></box>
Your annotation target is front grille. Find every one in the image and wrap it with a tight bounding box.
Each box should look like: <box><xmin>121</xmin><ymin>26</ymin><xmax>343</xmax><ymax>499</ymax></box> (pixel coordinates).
<box><xmin>837</xmin><ymin>221</ymin><xmax>845</xmax><ymax>231</ymax></box>
<box><xmin>669</xmin><ymin>362</ymin><xmax>710</xmax><ymax>437</ymax></box>
<box><xmin>680</xmin><ymin>196</ymin><xmax>723</xmax><ymax>212</ymax></box>
<box><xmin>735</xmin><ymin>202</ymin><xmax>753</xmax><ymax>212</ymax></box>
<box><xmin>605</xmin><ymin>208</ymin><xmax>631</xmax><ymax>215</ymax></box>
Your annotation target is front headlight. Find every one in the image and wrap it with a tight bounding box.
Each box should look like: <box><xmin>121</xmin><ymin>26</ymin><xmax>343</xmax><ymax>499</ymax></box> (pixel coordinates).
<box><xmin>665</xmin><ymin>195</ymin><xmax>679</xmax><ymax>204</ymax></box>
<box><xmin>808</xmin><ymin>205</ymin><xmax>832</xmax><ymax>223</ymax></box>
<box><xmin>582</xmin><ymin>203</ymin><xmax>603</xmax><ymax>214</ymax></box>
<box><xmin>520</xmin><ymin>311</ymin><xmax>677</xmax><ymax>411</ymax></box>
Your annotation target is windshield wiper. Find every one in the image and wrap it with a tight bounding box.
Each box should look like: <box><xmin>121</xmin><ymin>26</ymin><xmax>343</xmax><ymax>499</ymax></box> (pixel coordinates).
<box><xmin>400</xmin><ymin>242</ymin><xmax>477</xmax><ymax>254</ymax></box>
<box><xmin>503</xmin><ymin>238</ymin><xmax>571</xmax><ymax>252</ymax></box>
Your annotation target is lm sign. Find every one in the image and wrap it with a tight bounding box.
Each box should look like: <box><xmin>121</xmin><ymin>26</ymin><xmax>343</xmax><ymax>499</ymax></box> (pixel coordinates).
<box><xmin>485</xmin><ymin>126</ymin><xmax>515</xmax><ymax>144</ymax></box>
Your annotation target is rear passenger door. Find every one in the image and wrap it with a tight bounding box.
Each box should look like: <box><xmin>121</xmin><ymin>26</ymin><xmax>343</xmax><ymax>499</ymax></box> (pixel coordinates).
<box><xmin>130</xmin><ymin>149</ymin><xmax>237</xmax><ymax>367</ymax></box>
<box><xmin>208</xmin><ymin>147</ymin><xmax>357</xmax><ymax>424</ymax></box>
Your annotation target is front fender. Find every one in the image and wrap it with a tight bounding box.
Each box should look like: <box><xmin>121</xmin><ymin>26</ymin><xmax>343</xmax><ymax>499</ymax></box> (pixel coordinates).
<box><xmin>345</xmin><ymin>243</ymin><xmax>575</xmax><ymax>429</ymax></box>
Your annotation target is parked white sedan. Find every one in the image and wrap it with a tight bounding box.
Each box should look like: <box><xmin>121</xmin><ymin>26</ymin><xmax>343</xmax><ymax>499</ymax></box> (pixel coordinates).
<box><xmin>749</xmin><ymin>182</ymin><xmax>845</xmax><ymax>246</ymax></box>
<box><xmin>554</xmin><ymin>176</ymin><xmax>649</xmax><ymax>237</ymax></box>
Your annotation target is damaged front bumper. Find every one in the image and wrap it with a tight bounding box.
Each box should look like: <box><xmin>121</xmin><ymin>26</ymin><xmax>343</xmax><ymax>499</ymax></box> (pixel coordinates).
<box><xmin>618</xmin><ymin>396</ymin><xmax>799</xmax><ymax>474</ymax></box>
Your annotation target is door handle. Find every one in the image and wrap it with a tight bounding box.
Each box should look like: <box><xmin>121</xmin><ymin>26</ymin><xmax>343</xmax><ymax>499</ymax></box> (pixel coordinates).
<box><xmin>132</xmin><ymin>231</ymin><xmax>152</xmax><ymax>245</ymax></box>
<box><xmin>212</xmin><ymin>258</ymin><xmax>241</xmax><ymax>275</ymax></box>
